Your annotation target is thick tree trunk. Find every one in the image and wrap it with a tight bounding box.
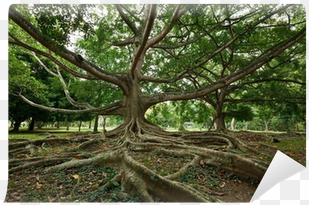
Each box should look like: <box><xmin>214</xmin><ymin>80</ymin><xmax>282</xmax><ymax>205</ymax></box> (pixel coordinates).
<box><xmin>215</xmin><ymin>105</ymin><xmax>226</xmax><ymax>131</ymax></box>
<box><xmin>216</xmin><ymin>116</ymin><xmax>226</xmax><ymax>131</ymax></box>
<box><xmin>123</xmin><ymin>77</ymin><xmax>147</xmax><ymax>129</ymax></box>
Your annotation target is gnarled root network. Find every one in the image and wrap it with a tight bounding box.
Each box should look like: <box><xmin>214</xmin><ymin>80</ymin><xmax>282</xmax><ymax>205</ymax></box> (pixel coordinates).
<box><xmin>8</xmin><ymin>121</ymin><xmax>269</xmax><ymax>202</ymax></box>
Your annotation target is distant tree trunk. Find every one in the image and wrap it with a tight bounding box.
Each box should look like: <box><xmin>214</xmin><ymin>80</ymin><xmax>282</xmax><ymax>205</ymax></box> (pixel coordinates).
<box><xmin>178</xmin><ymin>123</ymin><xmax>186</xmax><ymax>132</ymax></box>
<box><xmin>37</xmin><ymin>121</ymin><xmax>43</xmax><ymax>129</ymax></box>
<box><xmin>93</xmin><ymin>115</ymin><xmax>99</xmax><ymax>132</ymax></box>
<box><xmin>264</xmin><ymin>121</ymin><xmax>269</xmax><ymax>131</ymax></box>
<box><xmin>89</xmin><ymin>120</ymin><xmax>92</xmax><ymax>129</ymax></box>
<box><xmin>102</xmin><ymin>116</ymin><xmax>107</xmax><ymax>132</ymax></box>
<box><xmin>231</xmin><ymin>118</ymin><xmax>235</xmax><ymax>131</ymax></box>
<box><xmin>209</xmin><ymin>116</ymin><xmax>217</xmax><ymax>131</ymax></box>
<box><xmin>295</xmin><ymin>123</ymin><xmax>299</xmax><ymax>132</ymax></box>
<box><xmin>28</xmin><ymin>118</ymin><xmax>35</xmax><ymax>131</ymax></box>
<box><xmin>78</xmin><ymin>120</ymin><xmax>82</xmax><ymax>131</ymax></box>
<box><xmin>303</xmin><ymin>120</ymin><xmax>306</xmax><ymax>132</ymax></box>
<box><xmin>66</xmin><ymin>122</ymin><xmax>70</xmax><ymax>131</ymax></box>
<box><xmin>12</xmin><ymin>120</ymin><xmax>22</xmax><ymax>132</ymax></box>
<box><xmin>245</xmin><ymin>121</ymin><xmax>248</xmax><ymax>131</ymax></box>
<box><xmin>56</xmin><ymin>120</ymin><xmax>60</xmax><ymax>129</ymax></box>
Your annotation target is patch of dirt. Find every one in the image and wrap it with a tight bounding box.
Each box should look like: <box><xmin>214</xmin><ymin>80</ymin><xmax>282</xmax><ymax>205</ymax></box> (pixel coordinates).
<box><xmin>235</xmin><ymin>131</ymin><xmax>306</xmax><ymax>166</ymax></box>
<box><xmin>235</xmin><ymin>132</ymin><xmax>267</xmax><ymax>142</ymax></box>
<box><xmin>177</xmin><ymin>165</ymin><xmax>258</xmax><ymax>202</ymax></box>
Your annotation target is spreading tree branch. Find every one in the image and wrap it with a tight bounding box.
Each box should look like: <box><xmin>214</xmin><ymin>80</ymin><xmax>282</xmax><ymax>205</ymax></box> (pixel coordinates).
<box><xmin>130</xmin><ymin>4</ymin><xmax>157</xmax><ymax>78</ymax></box>
<box><xmin>147</xmin><ymin>5</ymin><xmax>186</xmax><ymax>49</ymax></box>
<box><xmin>227</xmin><ymin>78</ymin><xmax>306</xmax><ymax>94</ymax></box>
<box><xmin>32</xmin><ymin>52</ymin><xmax>96</xmax><ymax>110</ymax></box>
<box><xmin>9</xmin><ymin>6</ymin><xmax>127</xmax><ymax>92</ymax></box>
<box><xmin>191</xmin><ymin>5</ymin><xmax>293</xmax><ymax>70</ymax></box>
<box><xmin>9</xmin><ymin>33</ymin><xmax>99</xmax><ymax>80</ymax></box>
<box><xmin>115</xmin><ymin>4</ymin><xmax>138</xmax><ymax>35</ymax></box>
<box><xmin>225</xmin><ymin>98</ymin><xmax>305</xmax><ymax>105</ymax></box>
<box><xmin>145</xmin><ymin>25</ymin><xmax>305</xmax><ymax>105</ymax></box>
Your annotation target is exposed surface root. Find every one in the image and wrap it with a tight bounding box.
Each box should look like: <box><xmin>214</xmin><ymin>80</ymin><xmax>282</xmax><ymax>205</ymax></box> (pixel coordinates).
<box><xmin>8</xmin><ymin>121</ymin><xmax>275</xmax><ymax>202</ymax></box>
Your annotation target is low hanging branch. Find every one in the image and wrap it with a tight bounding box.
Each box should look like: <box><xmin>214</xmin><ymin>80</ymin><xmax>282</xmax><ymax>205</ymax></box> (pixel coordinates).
<box><xmin>32</xmin><ymin>52</ymin><xmax>95</xmax><ymax>110</ymax></box>
<box><xmin>16</xmin><ymin>93</ymin><xmax>125</xmax><ymax>116</ymax></box>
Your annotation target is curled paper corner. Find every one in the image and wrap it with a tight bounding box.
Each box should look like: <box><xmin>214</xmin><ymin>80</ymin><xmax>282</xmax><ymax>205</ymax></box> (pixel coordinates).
<box><xmin>250</xmin><ymin>150</ymin><xmax>306</xmax><ymax>202</ymax></box>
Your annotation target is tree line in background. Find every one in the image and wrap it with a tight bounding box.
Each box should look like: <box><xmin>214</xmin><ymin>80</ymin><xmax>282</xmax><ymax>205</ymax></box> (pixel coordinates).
<box><xmin>10</xmin><ymin>77</ymin><xmax>305</xmax><ymax>132</ymax></box>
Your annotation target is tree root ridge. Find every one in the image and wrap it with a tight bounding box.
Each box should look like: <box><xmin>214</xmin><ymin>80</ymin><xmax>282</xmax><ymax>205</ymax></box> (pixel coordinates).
<box><xmin>8</xmin><ymin>123</ymin><xmax>271</xmax><ymax>202</ymax></box>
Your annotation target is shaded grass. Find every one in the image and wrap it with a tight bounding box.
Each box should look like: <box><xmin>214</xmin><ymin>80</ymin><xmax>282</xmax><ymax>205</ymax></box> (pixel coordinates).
<box><xmin>9</xmin><ymin>133</ymin><xmax>69</xmax><ymax>140</ymax></box>
<box><xmin>270</xmin><ymin>137</ymin><xmax>306</xmax><ymax>165</ymax></box>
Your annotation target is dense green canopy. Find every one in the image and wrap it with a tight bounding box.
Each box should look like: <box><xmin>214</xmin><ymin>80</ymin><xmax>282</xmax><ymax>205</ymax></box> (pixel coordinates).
<box><xmin>9</xmin><ymin>5</ymin><xmax>305</xmax><ymax>126</ymax></box>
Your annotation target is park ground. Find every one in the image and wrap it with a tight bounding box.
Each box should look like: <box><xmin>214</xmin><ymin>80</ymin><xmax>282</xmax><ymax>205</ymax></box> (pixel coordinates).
<box><xmin>6</xmin><ymin>127</ymin><xmax>306</xmax><ymax>202</ymax></box>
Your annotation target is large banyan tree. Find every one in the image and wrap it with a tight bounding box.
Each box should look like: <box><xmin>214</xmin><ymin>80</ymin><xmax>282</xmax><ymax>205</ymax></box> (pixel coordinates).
<box><xmin>8</xmin><ymin>4</ymin><xmax>306</xmax><ymax>202</ymax></box>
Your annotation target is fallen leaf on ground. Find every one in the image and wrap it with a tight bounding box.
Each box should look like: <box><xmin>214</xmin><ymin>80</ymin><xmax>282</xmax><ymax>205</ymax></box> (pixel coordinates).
<box><xmin>35</xmin><ymin>182</ymin><xmax>43</xmax><ymax>189</ymax></box>
<box><xmin>91</xmin><ymin>184</ymin><xmax>99</xmax><ymax>190</ymax></box>
<box><xmin>72</xmin><ymin>155</ymin><xmax>82</xmax><ymax>159</ymax></box>
<box><xmin>16</xmin><ymin>154</ymin><xmax>26</xmax><ymax>158</ymax></box>
<box><xmin>72</xmin><ymin>174</ymin><xmax>79</xmax><ymax>179</ymax></box>
<box><xmin>217</xmin><ymin>171</ymin><xmax>225</xmax><ymax>176</ymax></box>
<box><xmin>102</xmin><ymin>172</ymin><xmax>107</xmax><ymax>178</ymax></box>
